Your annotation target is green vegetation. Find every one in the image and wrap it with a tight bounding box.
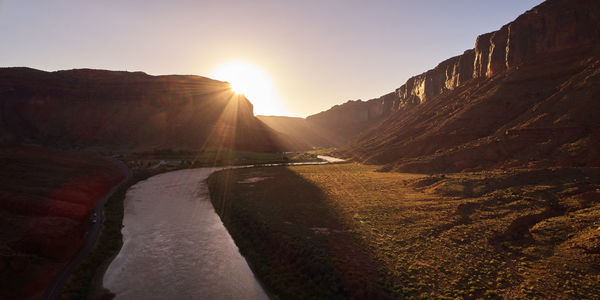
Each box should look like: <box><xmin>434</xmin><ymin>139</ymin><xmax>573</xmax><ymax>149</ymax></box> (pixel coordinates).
<box><xmin>286</xmin><ymin>147</ymin><xmax>337</xmax><ymax>162</ymax></box>
<box><xmin>208</xmin><ymin>163</ymin><xmax>600</xmax><ymax>299</ymax></box>
<box><xmin>304</xmin><ymin>147</ymin><xmax>337</xmax><ymax>156</ymax></box>
<box><xmin>192</xmin><ymin>149</ymin><xmax>291</xmax><ymax>165</ymax></box>
<box><xmin>58</xmin><ymin>168</ymin><xmax>159</xmax><ymax>299</ymax></box>
<box><xmin>118</xmin><ymin>148</ymin><xmax>324</xmax><ymax>167</ymax></box>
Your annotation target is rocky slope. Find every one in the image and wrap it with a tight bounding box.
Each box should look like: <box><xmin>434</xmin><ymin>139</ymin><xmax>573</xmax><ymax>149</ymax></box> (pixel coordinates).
<box><xmin>305</xmin><ymin>94</ymin><xmax>398</xmax><ymax>146</ymax></box>
<box><xmin>312</xmin><ymin>0</ymin><xmax>600</xmax><ymax>171</ymax></box>
<box><xmin>311</xmin><ymin>0</ymin><xmax>600</xmax><ymax>127</ymax></box>
<box><xmin>0</xmin><ymin>68</ymin><xmax>298</xmax><ymax>152</ymax></box>
<box><xmin>257</xmin><ymin>115</ymin><xmax>337</xmax><ymax>148</ymax></box>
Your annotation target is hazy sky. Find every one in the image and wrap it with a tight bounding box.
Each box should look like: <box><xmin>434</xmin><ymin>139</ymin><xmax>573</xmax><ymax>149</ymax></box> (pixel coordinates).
<box><xmin>0</xmin><ymin>0</ymin><xmax>544</xmax><ymax>117</ymax></box>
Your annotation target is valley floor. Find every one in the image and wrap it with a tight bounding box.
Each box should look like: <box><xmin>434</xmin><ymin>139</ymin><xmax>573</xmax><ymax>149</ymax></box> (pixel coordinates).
<box><xmin>208</xmin><ymin>163</ymin><xmax>600</xmax><ymax>299</ymax></box>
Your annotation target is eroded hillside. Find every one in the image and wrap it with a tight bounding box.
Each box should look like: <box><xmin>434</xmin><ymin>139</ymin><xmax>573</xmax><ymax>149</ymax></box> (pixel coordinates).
<box><xmin>305</xmin><ymin>0</ymin><xmax>600</xmax><ymax>172</ymax></box>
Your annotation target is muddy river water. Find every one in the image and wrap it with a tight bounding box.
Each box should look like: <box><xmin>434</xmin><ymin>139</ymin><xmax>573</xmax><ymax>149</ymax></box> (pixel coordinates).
<box><xmin>103</xmin><ymin>157</ymin><xmax>343</xmax><ymax>299</ymax></box>
<box><xmin>103</xmin><ymin>167</ymin><xmax>268</xmax><ymax>299</ymax></box>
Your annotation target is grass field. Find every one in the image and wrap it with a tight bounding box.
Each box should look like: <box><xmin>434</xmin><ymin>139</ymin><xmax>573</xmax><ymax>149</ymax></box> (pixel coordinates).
<box><xmin>208</xmin><ymin>163</ymin><xmax>600</xmax><ymax>299</ymax></box>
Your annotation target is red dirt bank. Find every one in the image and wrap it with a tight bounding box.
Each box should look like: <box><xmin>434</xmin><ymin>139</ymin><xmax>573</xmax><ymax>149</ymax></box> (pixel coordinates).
<box><xmin>0</xmin><ymin>145</ymin><xmax>125</xmax><ymax>299</ymax></box>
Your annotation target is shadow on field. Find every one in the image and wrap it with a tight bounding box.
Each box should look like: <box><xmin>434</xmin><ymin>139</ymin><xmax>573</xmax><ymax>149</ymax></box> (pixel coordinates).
<box><xmin>208</xmin><ymin>166</ymin><xmax>391</xmax><ymax>299</ymax></box>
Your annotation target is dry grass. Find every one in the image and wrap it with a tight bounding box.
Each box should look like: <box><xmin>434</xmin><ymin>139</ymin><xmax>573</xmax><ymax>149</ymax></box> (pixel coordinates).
<box><xmin>209</xmin><ymin>163</ymin><xmax>600</xmax><ymax>299</ymax></box>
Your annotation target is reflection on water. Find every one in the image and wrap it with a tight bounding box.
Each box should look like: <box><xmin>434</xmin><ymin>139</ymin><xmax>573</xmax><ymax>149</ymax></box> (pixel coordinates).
<box><xmin>104</xmin><ymin>157</ymin><xmax>345</xmax><ymax>299</ymax></box>
<box><xmin>103</xmin><ymin>168</ymin><xmax>268</xmax><ymax>300</ymax></box>
<box><xmin>317</xmin><ymin>155</ymin><xmax>345</xmax><ymax>163</ymax></box>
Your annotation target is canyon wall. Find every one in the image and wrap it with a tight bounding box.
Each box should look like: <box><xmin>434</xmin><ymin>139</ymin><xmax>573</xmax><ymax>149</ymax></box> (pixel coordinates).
<box><xmin>0</xmin><ymin>68</ymin><xmax>301</xmax><ymax>151</ymax></box>
<box><xmin>307</xmin><ymin>0</ymin><xmax>600</xmax><ymax>143</ymax></box>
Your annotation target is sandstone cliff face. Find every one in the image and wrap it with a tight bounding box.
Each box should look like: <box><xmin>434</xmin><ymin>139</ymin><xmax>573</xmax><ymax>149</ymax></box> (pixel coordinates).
<box><xmin>398</xmin><ymin>0</ymin><xmax>600</xmax><ymax>105</ymax></box>
<box><xmin>306</xmin><ymin>95</ymin><xmax>397</xmax><ymax>145</ymax></box>
<box><xmin>257</xmin><ymin>115</ymin><xmax>336</xmax><ymax>148</ymax></box>
<box><xmin>335</xmin><ymin>0</ymin><xmax>600</xmax><ymax>171</ymax></box>
<box><xmin>307</xmin><ymin>0</ymin><xmax>600</xmax><ymax>144</ymax></box>
<box><xmin>400</xmin><ymin>0</ymin><xmax>600</xmax><ymax>104</ymax></box>
<box><xmin>308</xmin><ymin>94</ymin><xmax>396</xmax><ymax>125</ymax></box>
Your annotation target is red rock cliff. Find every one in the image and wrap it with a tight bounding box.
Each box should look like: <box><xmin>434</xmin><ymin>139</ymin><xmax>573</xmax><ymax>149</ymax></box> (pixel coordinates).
<box><xmin>397</xmin><ymin>0</ymin><xmax>600</xmax><ymax>106</ymax></box>
<box><xmin>307</xmin><ymin>0</ymin><xmax>600</xmax><ymax>143</ymax></box>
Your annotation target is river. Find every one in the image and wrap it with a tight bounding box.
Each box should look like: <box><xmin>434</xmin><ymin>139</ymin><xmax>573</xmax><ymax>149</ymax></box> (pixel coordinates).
<box><xmin>103</xmin><ymin>156</ymin><xmax>344</xmax><ymax>299</ymax></box>
<box><xmin>317</xmin><ymin>155</ymin><xmax>345</xmax><ymax>163</ymax></box>
<box><xmin>102</xmin><ymin>167</ymin><xmax>267</xmax><ymax>299</ymax></box>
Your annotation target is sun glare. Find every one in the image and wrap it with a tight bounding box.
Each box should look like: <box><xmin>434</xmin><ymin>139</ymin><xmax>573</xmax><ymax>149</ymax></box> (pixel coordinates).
<box><xmin>229</xmin><ymin>82</ymin><xmax>243</xmax><ymax>94</ymax></box>
<box><xmin>211</xmin><ymin>61</ymin><xmax>285</xmax><ymax>116</ymax></box>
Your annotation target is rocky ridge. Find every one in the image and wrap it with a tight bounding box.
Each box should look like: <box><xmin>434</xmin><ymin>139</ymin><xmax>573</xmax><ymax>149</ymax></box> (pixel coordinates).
<box><xmin>307</xmin><ymin>0</ymin><xmax>600</xmax><ymax>143</ymax></box>
<box><xmin>0</xmin><ymin>67</ymin><xmax>302</xmax><ymax>151</ymax></box>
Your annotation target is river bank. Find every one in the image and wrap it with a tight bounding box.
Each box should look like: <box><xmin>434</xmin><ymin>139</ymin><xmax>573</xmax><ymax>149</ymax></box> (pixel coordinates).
<box><xmin>57</xmin><ymin>169</ymin><xmax>154</xmax><ymax>299</ymax></box>
<box><xmin>0</xmin><ymin>146</ymin><xmax>126</xmax><ymax>300</ymax></box>
<box><xmin>85</xmin><ymin>156</ymin><xmax>344</xmax><ymax>298</ymax></box>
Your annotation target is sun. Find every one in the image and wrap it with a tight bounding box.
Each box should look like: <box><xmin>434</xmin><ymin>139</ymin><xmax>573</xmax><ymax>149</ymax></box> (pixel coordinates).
<box><xmin>211</xmin><ymin>61</ymin><xmax>285</xmax><ymax>116</ymax></box>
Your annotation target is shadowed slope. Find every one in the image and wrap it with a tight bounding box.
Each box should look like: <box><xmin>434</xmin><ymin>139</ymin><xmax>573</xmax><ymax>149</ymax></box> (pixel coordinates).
<box><xmin>0</xmin><ymin>145</ymin><xmax>124</xmax><ymax>299</ymax></box>
<box><xmin>0</xmin><ymin>68</ymin><xmax>296</xmax><ymax>152</ymax></box>
<box><xmin>257</xmin><ymin>115</ymin><xmax>336</xmax><ymax>148</ymax></box>
<box><xmin>347</xmin><ymin>51</ymin><xmax>600</xmax><ymax>172</ymax></box>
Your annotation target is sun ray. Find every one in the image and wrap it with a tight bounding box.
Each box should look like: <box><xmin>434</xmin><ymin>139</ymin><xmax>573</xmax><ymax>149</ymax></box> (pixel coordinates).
<box><xmin>193</xmin><ymin>90</ymin><xmax>243</xmax><ymax>167</ymax></box>
<box><xmin>211</xmin><ymin>61</ymin><xmax>285</xmax><ymax>116</ymax></box>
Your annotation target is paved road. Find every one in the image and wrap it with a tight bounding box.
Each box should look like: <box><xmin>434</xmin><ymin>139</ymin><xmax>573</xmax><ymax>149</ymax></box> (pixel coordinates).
<box><xmin>42</xmin><ymin>158</ymin><xmax>132</xmax><ymax>300</ymax></box>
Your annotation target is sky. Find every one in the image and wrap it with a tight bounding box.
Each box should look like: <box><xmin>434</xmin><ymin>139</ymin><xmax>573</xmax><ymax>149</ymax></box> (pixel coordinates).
<box><xmin>0</xmin><ymin>0</ymin><xmax>544</xmax><ymax>117</ymax></box>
